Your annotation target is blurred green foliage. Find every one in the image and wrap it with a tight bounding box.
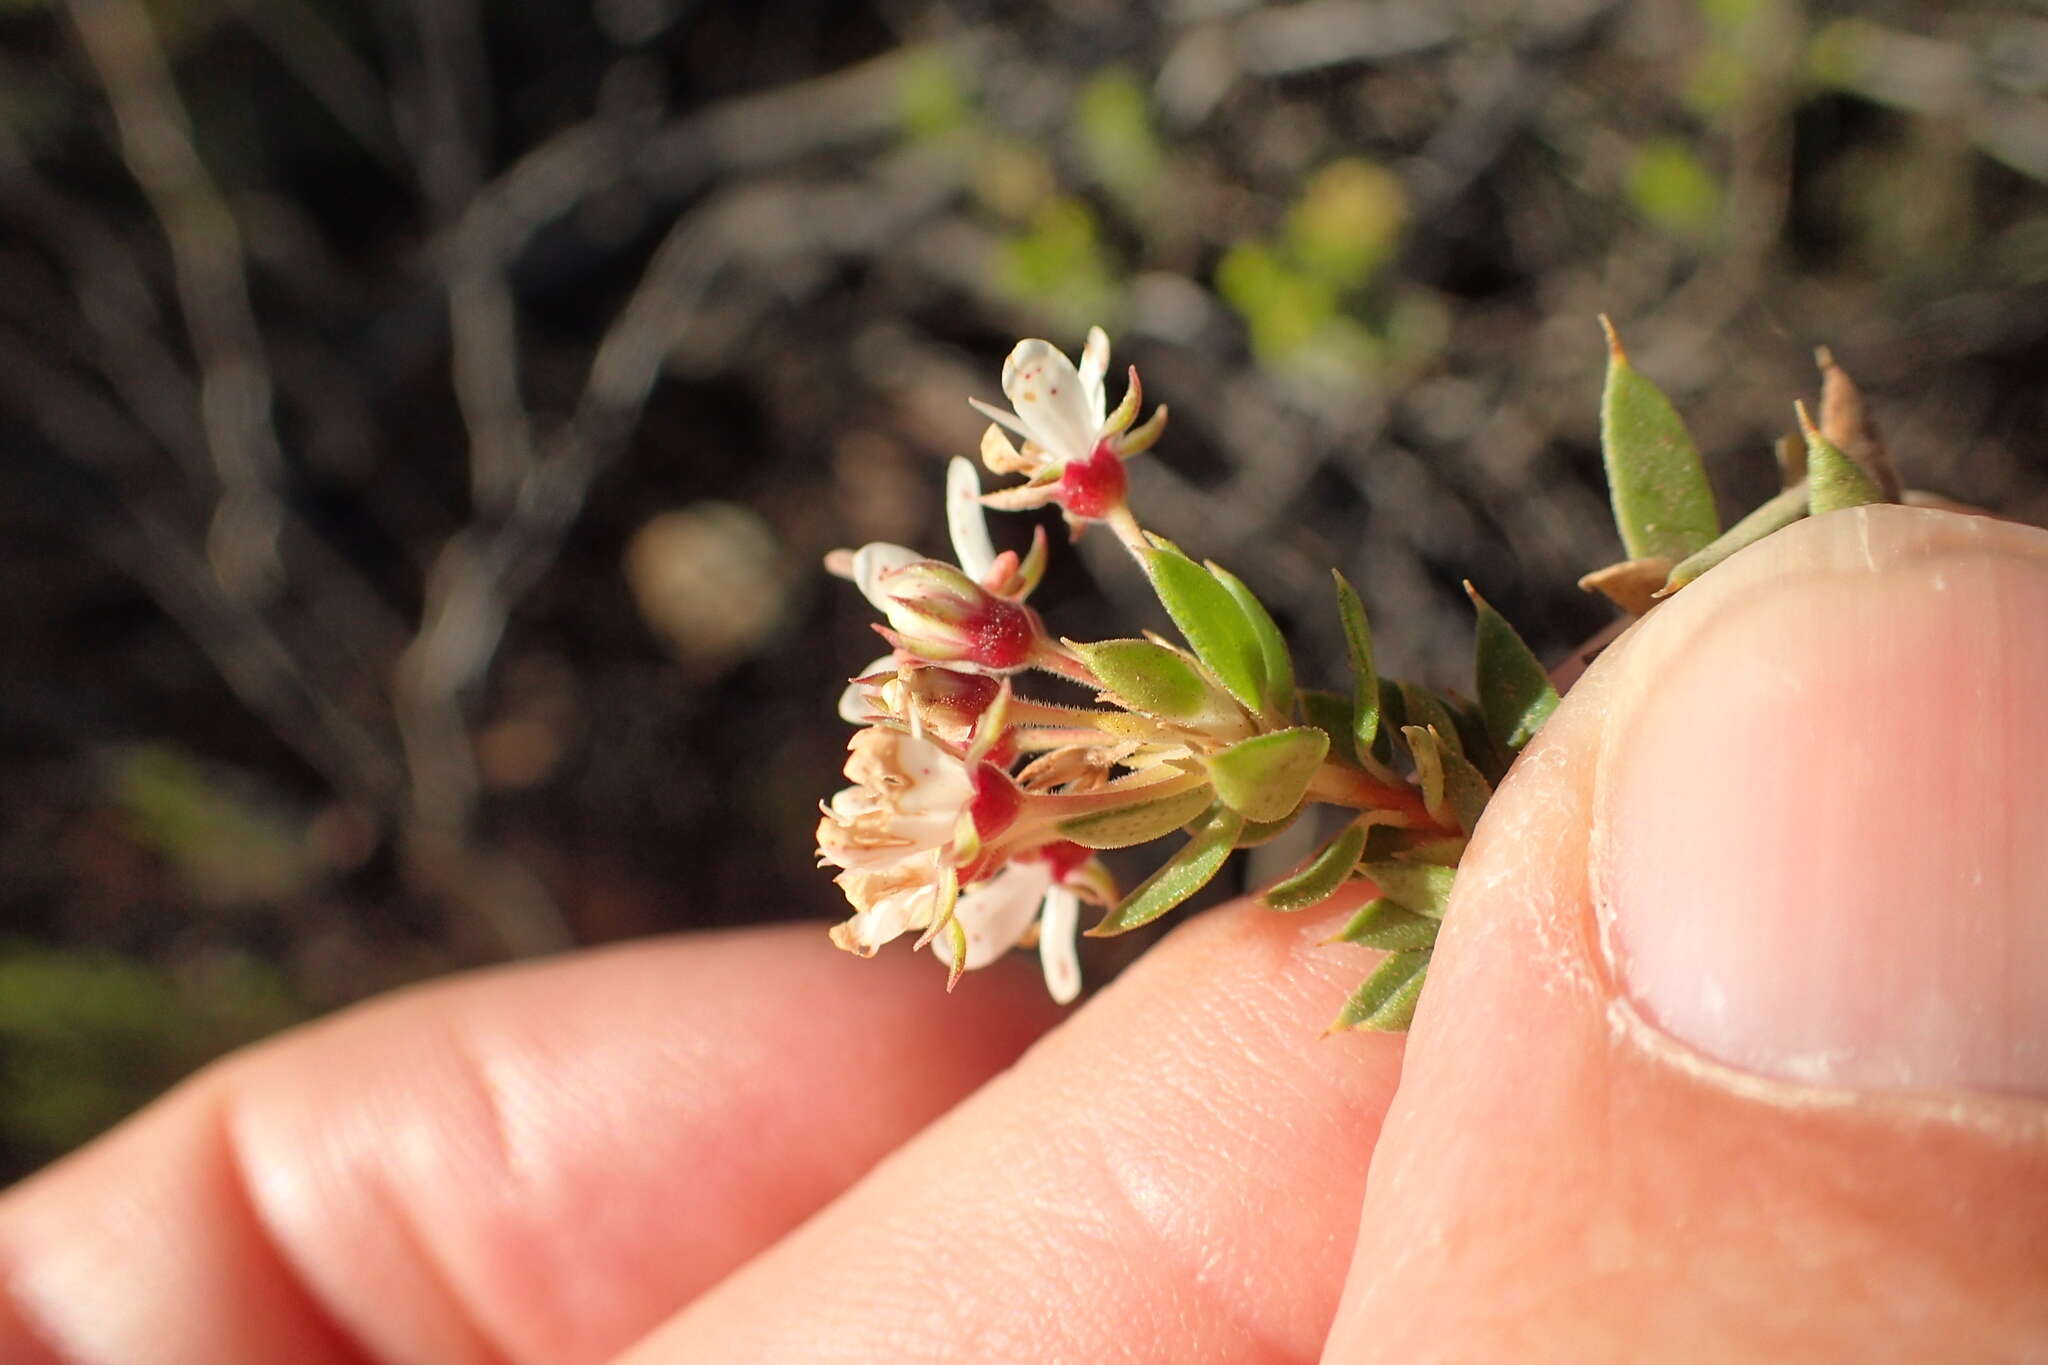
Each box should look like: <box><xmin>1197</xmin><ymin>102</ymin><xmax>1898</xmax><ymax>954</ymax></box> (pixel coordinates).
<box><xmin>1626</xmin><ymin>139</ymin><xmax>1725</xmax><ymax>242</ymax></box>
<box><xmin>1075</xmin><ymin>67</ymin><xmax>1166</xmax><ymax>216</ymax></box>
<box><xmin>1218</xmin><ymin>158</ymin><xmax>1427</xmax><ymax>377</ymax></box>
<box><xmin>0</xmin><ymin>946</ymin><xmax>298</xmax><ymax>1174</ymax></box>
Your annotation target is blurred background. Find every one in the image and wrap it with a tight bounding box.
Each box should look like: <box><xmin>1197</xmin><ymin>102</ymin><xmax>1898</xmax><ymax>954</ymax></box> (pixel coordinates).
<box><xmin>3</xmin><ymin>0</ymin><xmax>2045</xmax><ymax>1179</ymax></box>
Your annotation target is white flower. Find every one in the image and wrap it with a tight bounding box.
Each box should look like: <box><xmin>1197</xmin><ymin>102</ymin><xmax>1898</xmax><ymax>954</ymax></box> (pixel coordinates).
<box><xmin>968</xmin><ymin>329</ymin><xmax>1165</xmax><ymax>520</ymax></box>
<box><xmin>819</xmin><ymin>725</ymin><xmax>1081</xmax><ymax>1002</ymax></box>
<box><xmin>971</xmin><ymin>328</ymin><xmax>1113</xmax><ymax>471</ymax></box>
<box><xmin>926</xmin><ymin>859</ymin><xmax>1083</xmax><ymax>1005</ymax></box>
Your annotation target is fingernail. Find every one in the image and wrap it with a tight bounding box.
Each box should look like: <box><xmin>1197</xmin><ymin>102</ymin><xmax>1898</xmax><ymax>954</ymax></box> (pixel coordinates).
<box><xmin>1598</xmin><ymin>507</ymin><xmax>2048</xmax><ymax>1095</ymax></box>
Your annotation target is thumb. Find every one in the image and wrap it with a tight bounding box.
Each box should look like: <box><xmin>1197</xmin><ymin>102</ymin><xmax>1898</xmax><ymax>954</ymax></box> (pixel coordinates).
<box><xmin>1325</xmin><ymin>505</ymin><xmax>2048</xmax><ymax>1361</ymax></box>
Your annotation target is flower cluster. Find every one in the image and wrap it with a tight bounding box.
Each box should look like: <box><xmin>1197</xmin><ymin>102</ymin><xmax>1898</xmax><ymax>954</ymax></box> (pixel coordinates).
<box><xmin>818</xmin><ymin>322</ymin><xmax>1917</xmax><ymax>1031</ymax></box>
<box><xmin>818</xmin><ymin>328</ymin><xmax>1536</xmax><ymax>1025</ymax></box>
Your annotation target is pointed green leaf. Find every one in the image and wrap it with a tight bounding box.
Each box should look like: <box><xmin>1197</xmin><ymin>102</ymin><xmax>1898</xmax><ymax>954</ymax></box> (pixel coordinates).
<box><xmin>1331</xmin><ymin>570</ymin><xmax>1380</xmax><ymax>758</ymax></box>
<box><xmin>1402</xmin><ymin>723</ymin><xmax>1446</xmax><ymax>824</ymax></box>
<box><xmin>1330</xmin><ymin>898</ymin><xmax>1442</xmax><ymax>951</ymax></box>
<box><xmin>1468</xmin><ymin>584</ymin><xmax>1559</xmax><ymax>754</ymax></box>
<box><xmin>1068</xmin><ymin>638</ymin><xmax>1223</xmax><ymax>723</ymax></box>
<box><xmin>1398</xmin><ymin>684</ymin><xmax>1463</xmax><ymax>758</ymax></box>
<box><xmin>1801</xmin><ymin>401</ymin><xmax>1884</xmax><ymax>514</ymax></box>
<box><xmin>1360</xmin><ymin>859</ymin><xmax>1456</xmax><ymax>917</ymax></box>
<box><xmin>1599</xmin><ymin>317</ymin><xmax>1719</xmax><ymax>561</ymax></box>
<box><xmin>1088</xmin><ymin>803</ymin><xmax>1243</xmax><ymax>936</ymax></box>
<box><xmin>1204</xmin><ymin>726</ymin><xmax>1329</xmax><ymax>824</ymax></box>
<box><xmin>1300</xmin><ymin>689</ymin><xmax>1362</xmax><ymax>770</ymax></box>
<box><xmin>1056</xmin><ymin>781</ymin><xmax>1217</xmax><ymax>850</ymax></box>
<box><xmin>1332</xmin><ymin>948</ymin><xmax>1432</xmax><ymax>1031</ymax></box>
<box><xmin>1392</xmin><ymin>835</ymin><xmax>1467</xmax><ymax>866</ymax></box>
<box><xmin>1663</xmin><ymin>482</ymin><xmax>1809</xmax><ymax>594</ymax></box>
<box><xmin>1371</xmin><ymin>678</ymin><xmax>1405</xmax><ymax>767</ymax></box>
<box><xmin>1208</xmin><ymin>561</ymin><xmax>1296</xmax><ymax>721</ymax></box>
<box><xmin>1438</xmin><ymin>740</ymin><xmax>1494</xmax><ymax>836</ymax></box>
<box><xmin>1265</xmin><ymin>820</ymin><xmax>1369</xmax><ymax>912</ymax></box>
<box><xmin>1142</xmin><ymin>540</ymin><xmax>1267</xmax><ymax>714</ymax></box>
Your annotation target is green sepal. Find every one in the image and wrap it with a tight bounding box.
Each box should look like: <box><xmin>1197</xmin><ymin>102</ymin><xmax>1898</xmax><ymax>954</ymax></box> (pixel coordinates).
<box><xmin>1801</xmin><ymin>401</ymin><xmax>1884</xmax><ymax>514</ymax></box>
<box><xmin>1598</xmin><ymin>316</ymin><xmax>1719</xmax><ymax>561</ymax></box>
<box><xmin>1056</xmin><ymin>782</ymin><xmax>1216</xmax><ymax>850</ymax></box>
<box><xmin>1360</xmin><ymin>859</ymin><xmax>1456</xmax><ymax>917</ymax></box>
<box><xmin>1068</xmin><ymin>637</ymin><xmax>1230</xmax><ymax>724</ymax></box>
<box><xmin>1467</xmin><ymin>583</ymin><xmax>1559</xmax><ymax>755</ymax></box>
<box><xmin>1264</xmin><ymin>820</ymin><xmax>1369</xmax><ymax>912</ymax></box>
<box><xmin>1330</xmin><ymin>898</ymin><xmax>1442</xmax><ymax>951</ymax></box>
<box><xmin>1662</xmin><ymin>483</ymin><xmax>1808</xmax><ymax>594</ymax></box>
<box><xmin>1204</xmin><ymin>726</ymin><xmax>1330</xmax><ymax>823</ymax></box>
<box><xmin>1088</xmin><ymin>803</ymin><xmax>1244</xmax><ymax>936</ymax></box>
<box><xmin>1331</xmin><ymin>570</ymin><xmax>1380</xmax><ymax>759</ymax></box>
<box><xmin>1332</xmin><ymin>948</ymin><xmax>1432</xmax><ymax>1031</ymax></box>
<box><xmin>1208</xmin><ymin>561</ymin><xmax>1296</xmax><ymax>723</ymax></box>
<box><xmin>1142</xmin><ymin>538</ymin><xmax>1268</xmax><ymax>715</ymax></box>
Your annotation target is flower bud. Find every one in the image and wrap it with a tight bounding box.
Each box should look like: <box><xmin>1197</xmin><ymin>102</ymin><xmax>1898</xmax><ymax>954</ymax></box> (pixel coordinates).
<box><xmin>875</xmin><ymin>559</ymin><xmax>1040</xmax><ymax>672</ymax></box>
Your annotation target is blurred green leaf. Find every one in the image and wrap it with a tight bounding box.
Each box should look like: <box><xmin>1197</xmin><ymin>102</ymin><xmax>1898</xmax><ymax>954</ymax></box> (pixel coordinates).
<box><xmin>997</xmin><ymin>196</ymin><xmax>1117</xmax><ymax>326</ymax></box>
<box><xmin>1436</xmin><ymin>739</ymin><xmax>1494</xmax><ymax>836</ymax></box>
<box><xmin>1075</xmin><ymin>67</ymin><xmax>1165</xmax><ymax>212</ymax></box>
<box><xmin>1089</xmin><ymin>803</ymin><xmax>1244</xmax><ymax>936</ymax></box>
<box><xmin>1265</xmin><ymin>820</ymin><xmax>1368</xmax><ymax>912</ymax></box>
<box><xmin>1332</xmin><ymin>948</ymin><xmax>1431</xmax><ymax>1031</ymax></box>
<box><xmin>1330</xmin><ymin>898</ymin><xmax>1441</xmax><ymax>951</ymax></box>
<box><xmin>1216</xmin><ymin>240</ymin><xmax>1336</xmax><ymax>361</ymax></box>
<box><xmin>1396</xmin><ymin>684</ymin><xmax>1462</xmax><ymax>759</ymax></box>
<box><xmin>0</xmin><ymin>946</ymin><xmax>297</xmax><ymax>1170</ymax></box>
<box><xmin>1360</xmin><ymin>859</ymin><xmax>1456</xmax><ymax>917</ymax></box>
<box><xmin>1468</xmin><ymin>584</ymin><xmax>1559</xmax><ymax>754</ymax></box>
<box><xmin>1802</xmin><ymin>402</ymin><xmax>1884</xmax><ymax>513</ymax></box>
<box><xmin>1664</xmin><ymin>482</ymin><xmax>1808</xmax><ymax>592</ymax></box>
<box><xmin>1599</xmin><ymin>318</ymin><xmax>1721</xmax><ymax>562</ymax></box>
<box><xmin>1626</xmin><ymin>139</ymin><xmax>1723</xmax><ymax>241</ymax></box>
<box><xmin>1286</xmin><ymin>158</ymin><xmax>1407</xmax><ymax>288</ymax></box>
<box><xmin>896</xmin><ymin>46</ymin><xmax>974</xmax><ymax>141</ymax></box>
<box><xmin>1331</xmin><ymin>571</ymin><xmax>1380</xmax><ymax>761</ymax></box>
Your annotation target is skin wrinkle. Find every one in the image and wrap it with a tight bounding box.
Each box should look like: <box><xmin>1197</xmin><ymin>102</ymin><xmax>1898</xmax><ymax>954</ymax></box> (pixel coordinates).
<box><xmin>211</xmin><ymin>1094</ymin><xmax>385</xmax><ymax>1365</ymax></box>
<box><xmin>230</xmin><ymin>1013</ymin><xmax>515</xmax><ymax>1365</ymax></box>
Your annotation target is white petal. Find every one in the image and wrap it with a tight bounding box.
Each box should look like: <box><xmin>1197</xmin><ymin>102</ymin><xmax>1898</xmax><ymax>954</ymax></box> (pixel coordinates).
<box><xmin>1076</xmin><ymin>326</ymin><xmax>1110</xmax><ymax>430</ymax></box>
<box><xmin>968</xmin><ymin>396</ymin><xmax>1033</xmax><ymax>441</ymax></box>
<box><xmin>933</xmin><ymin>861</ymin><xmax>1052</xmax><ymax>971</ymax></box>
<box><xmin>1037</xmin><ymin>884</ymin><xmax>1082</xmax><ymax>1004</ymax></box>
<box><xmin>837</xmin><ymin>654</ymin><xmax>899</xmax><ymax>724</ymax></box>
<box><xmin>851</xmin><ymin>542</ymin><xmax>922</xmax><ymax>612</ymax></box>
<box><xmin>888</xmin><ymin>732</ymin><xmax>975</xmax><ymax>816</ymax></box>
<box><xmin>853</xmin><ymin>882</ymin><xmax>937</xmax><ymax>951</ymax></box>
<box><xmin>945</xmin><ymin>457</ymin><xmax>997</xmax><ymax>582</ymax></box>
<box><xmin>1000</xmin><ymin>339</ymin><xmax>1098</xmax><ymax>466</ymax></box>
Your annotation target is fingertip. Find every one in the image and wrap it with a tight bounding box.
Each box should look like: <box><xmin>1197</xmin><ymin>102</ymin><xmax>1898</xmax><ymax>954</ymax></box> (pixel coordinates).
<box><xmin>1326</xmin><ymin>509</ymin><xmax>2048</xmax><ymax>1360</ymax></box>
